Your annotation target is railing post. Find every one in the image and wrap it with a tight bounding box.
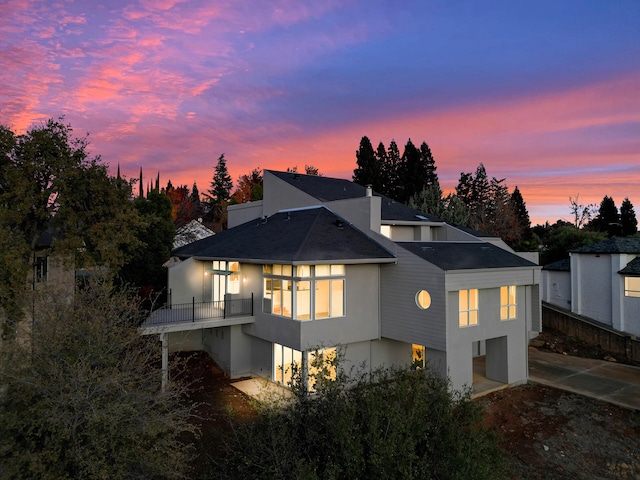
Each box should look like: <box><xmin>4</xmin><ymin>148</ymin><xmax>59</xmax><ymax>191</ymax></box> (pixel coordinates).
<box><xmin>223</xmin><ymin>297</ymin><xmax>227</xmax><ymax>319</ymax></box>
<box><xmin>251</xmin><ymin>292</ymin><xmax>254</xmax><ymax>316</ymax></box>
<box><xmin>192</xmin><ymin>297</ymin><xmax>195</xmax><ymax>322</ymax></box>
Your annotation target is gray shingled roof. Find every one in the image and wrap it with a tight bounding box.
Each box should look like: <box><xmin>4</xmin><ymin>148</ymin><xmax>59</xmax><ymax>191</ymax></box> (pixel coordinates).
<box><xmin>571</xmin><ymin>237</ymin><xmax>640</xmax><ymax>254</ymax></box>
<box><xmin>619</xmin><ymin>257</ymin><xmax>640</xmax><ymax>275</ymax></box>
<box><xmin>173</xmin><ymin>206</ymin><xmax>396</xmax><ymax>264</ymax></box>
<box><xmin>542</xmin><ymin>258</ymin><xmax>571</xmax><ymax>271</ymax></box>
<box><xmin>267</xmin><ymin>170</ymin><xmax>443</xmax><ymax>223</ymax></box>
<box><xmin>398</xmin><ymin>242</ymin><xmax>538</xmax><ymax>271</ymax></box>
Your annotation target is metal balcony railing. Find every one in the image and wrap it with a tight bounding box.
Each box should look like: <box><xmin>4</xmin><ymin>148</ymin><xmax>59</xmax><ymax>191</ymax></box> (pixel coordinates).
<box><xmin>144</xmin><ymin>294</ymin><xmax>254</xmax><ymax>327</ymax></box>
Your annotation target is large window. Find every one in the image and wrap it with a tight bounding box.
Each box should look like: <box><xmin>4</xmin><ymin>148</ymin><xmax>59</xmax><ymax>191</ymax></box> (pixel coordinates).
<box><xmin>625</xmin><ymin>277</ymin><xmax>640</xmax><ymax>297</ymax></box>
<box><xmin>274</xmin><ymin>344</ymin><xmax>337</xmax><ymax>390</ymax></box>
<box><xmin>459</xmin><ymin>289</ymin><xmax>478</xmax><ymax>327</ymax></box>
<box><xmin>500</xmin><ymin>285</ymin><xmax>517</xmax><ymax>320</ymax></box>
<box><xmin>264</xmin><ymin>264</ymin><xmax>345</xmax><ymax>320</ymax></box>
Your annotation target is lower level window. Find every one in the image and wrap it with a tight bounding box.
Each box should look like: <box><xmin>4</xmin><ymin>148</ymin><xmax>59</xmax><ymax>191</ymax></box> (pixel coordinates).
<box><xmin>459</xmin><ymin>289</ymin><xmax>478</xmax><ymax>327</ymax></box>
<box><xmin>412</xmin><ymin>344</ymin><xmax>426</xmax><ymax>369</ymax></box>
<box><xmin>500</xmin><ymin>285</ymin><xmax>517</xmax><ymax>320</ymax></box>
<box><xmin>273</xmin><ymin>343</ymin><xmax>302</xmax><ymax>386</ymax></box>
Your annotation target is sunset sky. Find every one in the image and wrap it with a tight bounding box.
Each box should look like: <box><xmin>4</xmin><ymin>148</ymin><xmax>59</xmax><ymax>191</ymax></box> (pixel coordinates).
<box><xmin>2</xmin><ymin>0</ymin><xmax>639</xmax><ymax>225</ymax></box>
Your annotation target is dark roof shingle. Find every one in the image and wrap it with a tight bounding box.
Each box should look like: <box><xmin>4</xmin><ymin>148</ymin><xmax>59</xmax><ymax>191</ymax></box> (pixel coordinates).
<box><xmin>173</xmin><ymin>206</ymin><xmax>395</xmax><ymax>264</ymax></box>
<box><xmin>571</xmin><ymin>237</ymin><xmax>640</xmax><ymax>254</ymax></box>
<box><xmin>398</xmin><ymin>242</ymin><xmax>538</xmax><ymax>271</ymax></box>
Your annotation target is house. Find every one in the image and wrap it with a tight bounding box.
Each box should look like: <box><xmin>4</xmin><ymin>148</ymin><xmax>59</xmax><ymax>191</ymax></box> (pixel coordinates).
<box><xmin>143</xmin><ymin>170</ymin><xmax>541</xmax><ymax>392</ymax></box>
<box><xmin>542</xmin><ymin>237</ymin><xmax>640</xmax><ymax>337</ymax></box>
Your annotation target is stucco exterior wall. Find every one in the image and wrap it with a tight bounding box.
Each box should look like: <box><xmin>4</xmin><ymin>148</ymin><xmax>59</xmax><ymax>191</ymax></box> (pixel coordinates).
<box><xmin>571</xmin><ymin>254</ymin><xmax>612</xmax><ymax>324</ymax></box>
<box><xmin>168</xmin><ymin>257</ymin><xmax>208</xmax><ymax>305</ymax></box>
<box><xmin>446</xmin><ymin>286</ymin><xmax>529</xmax><ymax>391</ymax></box>
<box><xmin>262</xmin><ymin>172</ymin><xmax>320</xmax><ymax>216</ymax></box>
<box><xmin>227</xmin><ymin>200</ymin><xmax>264</xmax><ymax>228</ymax></box>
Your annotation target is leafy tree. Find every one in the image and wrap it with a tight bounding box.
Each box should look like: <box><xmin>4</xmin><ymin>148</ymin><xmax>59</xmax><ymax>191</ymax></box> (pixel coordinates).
<box><xmin>286</xmin><ymin>165</ymin><xmax>322</xmax><ymax>176</ymax></box>
<box><xmin>590</xmin><ymin>195</ymin><xmax>620</xmax><ymax>236</ymax></box>
<box><xmin>620</xmin><ymin>197</ymin><xmax>638</xmax><ymax>236</ymax></box>
<box><xmin>569</xmin><ymin>195</ymin><xmax>596</xmax><ymax>229</ymax></box>
<box><xmin>0</xmin><ymin>280</ymin><xmax>197</xmax><ymax>479</ymax></box>
<box><xmin>204</xmin><ymin>154</ymin><xmax>233</xmax><ymax>228</ymax></box>
<box><xmin>353</xmin><ymin>136</ymin><xmax>382</xmax><ymax>192</ymax></box>
<box><xmin>120</xmin><ymin>190</ymin><xmax>175</xmax><ymax>298</ymax></box>
<box><xmin>216</xmin><ymin>353</ymin><xmax>505</xmax><ymax>479</ymax></box>
<box><xmin>231</xmin><ymin>168</ymin><xmax>263</xmax><ymax>204</ymax></box>
<box><xmin>539</xmin><ymin>222</ymin><xmax>605</xmax><ymax>265</ymax></box>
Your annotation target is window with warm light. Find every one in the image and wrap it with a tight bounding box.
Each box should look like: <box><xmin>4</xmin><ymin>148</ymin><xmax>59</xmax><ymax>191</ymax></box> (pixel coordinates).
<box><xmin>412</xmin><ymin>344</ymin><xmax>426</xmax><ymax>369</ymax></box>
<box><xmin>625</xmin><ymin>277</ymin><xmax>640</xmax><ymax>297</ymax></box>
<box><xmin>500</xmin><ymin>285</ymin><xmax>517</xmax><ymax>320</ymax></box>
<box><xmin>263</xmin><ymin>264</ymin><xmax>345</xmax><ymax>320</ymax></box>
<box><xmin>459</xmin><ymin>289</ymin><xmax>478</xmax><ymax>327</ymax></box>
<box><xmin>415</xmin><ymin>290</ymin><xmax>431</xmax><ymax>309</ymax></box>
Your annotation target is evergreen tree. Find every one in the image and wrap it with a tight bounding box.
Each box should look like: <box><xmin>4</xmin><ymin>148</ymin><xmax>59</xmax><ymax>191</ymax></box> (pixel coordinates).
<box><xmin>420</xmin><ymin>141</ymin><xmax>439</xmax><ymax>189</ymax></box>
<box><xmin>204</xmin><ymin>154</ymin><xmax>233</xmax><ymax>228</ymax></box>
<box><xmin>375</xmin><ymin>142</ymin><xmax>389</xmax><ymax>196</ymax></box>
<box><xmin>620</xmin><ymin>197</ymin><xmax>637</xmax><ymax>236</ymax></box>
<box><xmin>353</xmin><ymin>136</ymin><xmax>382</xmax><ymax>192</ymax></box>
<box><xmin>382</xmin><ymin>140</ymin><xmax>402</xmax><ymax>201</ymax></box>
<box><xmin>511</xmin><ymin>186</ymin><xmax>536</xmax><ymax>250</ymax></box>
<box><xmin>591</xmin><ymin>195</ymin><xmax>619</xmax><ymax>236</ymax></box>
<box><xmin>399</xmin><ymin>139</ymin><xmax>421</xmax><ymax>204</ymax></box>
<box><xmin>190</xmin><ymin>182</ymin><xmax>204</xmax><ymax>220</ymax></box>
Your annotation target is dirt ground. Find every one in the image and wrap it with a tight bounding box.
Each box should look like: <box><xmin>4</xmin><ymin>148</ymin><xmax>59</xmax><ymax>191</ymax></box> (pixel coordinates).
<box><xmin>180</xmin><ymin>329</ymin><xmax>640</xmax><ymax>479</ymax></box>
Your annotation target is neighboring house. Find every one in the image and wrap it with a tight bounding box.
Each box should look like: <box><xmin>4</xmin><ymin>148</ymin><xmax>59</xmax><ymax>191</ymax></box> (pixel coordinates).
<box><xmin>542</xmin><ymin>237</ymin><xmax>640</xmax><ymax>337</ymax></box>
<box><xmin>173</xmin><ymin>219</ymin><xmax>215</xmax><ymax>250</ymax></box>
<box><xmin>143</xmin><ymin>170</ymin><xmax>541</xmax><ymax>392</ymax></box>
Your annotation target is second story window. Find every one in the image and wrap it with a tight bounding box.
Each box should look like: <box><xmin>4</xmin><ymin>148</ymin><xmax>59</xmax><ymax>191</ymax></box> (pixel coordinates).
<box><xmin>459</xmin><ymin>289</ymin><xmax>478</xmax><ymax>327</ymax></box>
<box><xmin>500</xmin><ymin>285</ymin><xmax>517</xmax><ymax>320</ymax></box>
<box><xmin>263</xmin><ymin>264</ymin><xmax>345</xmax><ymax>320</ymax></box>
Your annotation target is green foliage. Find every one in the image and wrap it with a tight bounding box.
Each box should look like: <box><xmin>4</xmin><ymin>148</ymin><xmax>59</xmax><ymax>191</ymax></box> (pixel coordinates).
<box><xmin>119</xmin><ymin>190</ymin><xmax>175</xmax><ymax>297</ymax></box>
<box><xmin>590</xmin><ymin>195</ymin><xmax>620</xmax><ymax>236</ymax></box>
<box><xmin>538</xmin><ymin>222</ymin><xmax>605</xmax><ymax>265</ymax></box>
<box><xmin>0</xmin><ymin>281</ymin><xmax>197</xmax><ymax>479</ymax></box>
<box><xmin>216</xmin><ymin>356</ymin><xmax>506</xmax><ymax>480</ymax></box>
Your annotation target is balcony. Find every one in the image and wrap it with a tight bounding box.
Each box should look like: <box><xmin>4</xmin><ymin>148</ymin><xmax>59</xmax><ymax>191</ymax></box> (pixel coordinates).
<box><xmin>141</xmin><ymin>295</ymin><xmax>254</xmax><ymax>334</ymax></box>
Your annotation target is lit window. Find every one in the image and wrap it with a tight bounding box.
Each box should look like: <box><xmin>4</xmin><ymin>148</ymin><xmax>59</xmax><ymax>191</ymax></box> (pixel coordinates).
<box><xmin>625</xmin><ymin>277</ymin><xmax>640</xmax><ymax>297</ymax></box>
<box><xmin>415</xmin><ymin>290</ymin><xmax>431</xmax><ymax>309</ymax></box>
<box><xmin>263</xmin><ymin>264</ymin><xmax>345</xmax><ymax>320</ymax></box>
<box><xmin>412</xmin><ymin>344</ymin><xmax>426</xmax><ymax>369</ymax></box>
<box><xmin>500</xmin><ymin>285</ymin><xmax>517</xmax><ymax>320</ymax></box>
<box><xmin>459</xmin><ymin>289</ymin><xmax>478</xmax><ymax>327</ymax></box>
<box><xmin>273</xmin><ymin>343</ymin><xmax>302</xmax><ymax>387</ymax></box>
<box><xmin>308</xmin><ymin>347</ymin><xmax>337</xmax><ymax>391</ymax></box>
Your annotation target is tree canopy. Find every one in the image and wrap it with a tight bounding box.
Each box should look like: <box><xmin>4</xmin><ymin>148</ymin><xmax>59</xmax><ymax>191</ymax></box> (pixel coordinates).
<box><xmin>0</xmin><ymin>281</ymin><xmax>196</xmax><ymax>479</ymax></box>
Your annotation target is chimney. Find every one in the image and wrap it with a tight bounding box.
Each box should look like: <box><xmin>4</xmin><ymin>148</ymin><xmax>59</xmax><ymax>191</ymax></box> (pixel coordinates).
<box><xmin>366</xmin><ymin>185</ymin><xmax>372</xmax><ymax>197</ymax></box>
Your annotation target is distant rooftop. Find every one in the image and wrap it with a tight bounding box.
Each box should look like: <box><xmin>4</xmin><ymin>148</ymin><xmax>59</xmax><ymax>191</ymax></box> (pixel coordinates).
<box><xmin>571</xmin><ymin>237</ymin><xmax>640</xmax><ymax>254</ymax></box>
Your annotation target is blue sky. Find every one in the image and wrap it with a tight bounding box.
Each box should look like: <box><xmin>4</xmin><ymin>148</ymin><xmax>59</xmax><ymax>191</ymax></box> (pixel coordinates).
<box><xmin>1</xmin><ymin>0</ymin><xmax>639</xmax><ymax>224</ymax></box>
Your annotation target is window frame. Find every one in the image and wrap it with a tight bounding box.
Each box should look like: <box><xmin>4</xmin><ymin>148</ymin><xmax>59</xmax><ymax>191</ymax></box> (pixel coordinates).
<box><xmin>500</xmin><ymin>285</ymin><xmax>517</xmax><ymax>321</ymax></box>
<box><xmin>263</xmin><ymin>264</ymin><xmax>345</xmax><ymax>320</ymax></box>
<box><xmin>459</xmin><ymin>288</ymin><xmax>479</xmax><ymax>327</ymax></box>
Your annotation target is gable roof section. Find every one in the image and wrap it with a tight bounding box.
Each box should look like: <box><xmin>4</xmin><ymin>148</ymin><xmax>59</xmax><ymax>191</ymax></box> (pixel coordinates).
<box><xmin>571</xmin><ymin>237</ymin><xmax>640</xmax><ymax>254</ymax></box>
<box><xmin>267</xmin><ymin>170</ymin><xmax>443</xmax><ymax>223</ymax></box>
<box><xmin>173</xmin><ymin>206</ymin><xmax>396</xmax><ymax>264</ymax></box>
<box><xmin>619</xmin><ymin>257</ymin><xmax>640</xmax><ymax>275</ymax></box>
<box><xmin>398</xmin><ymin>242</ymin><xmax>537</xmax><ymax>271</ymax></box>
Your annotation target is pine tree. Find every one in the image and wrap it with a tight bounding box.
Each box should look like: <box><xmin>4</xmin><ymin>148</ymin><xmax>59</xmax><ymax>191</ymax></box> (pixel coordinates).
<box><xmin>620</xmin><ymin>197</ymin><xmax>637</xmax><ymax>236</ymax></box>
<box><xmin>382</xmin><ymin>140</ymin><xmax>402</xmax><ymax>202</ymax></box>
<box><xmin>353</xmin><ymin>136</ymin><xmax>381</xmax><ymax>192</ymax></box>
<box><xmin>204</xmin><ymin>154</ymin><xmax>233</xmax><ymax>228</ymax></box>
<box><xmin>375</xmin><ymin>142</ymin><xmax>389</xmax><ymax>196</ymax></box>
<box><xmin>592</xmin><ymin>196</ymin><xmax>619</xmax><ymax>236</ymax></box>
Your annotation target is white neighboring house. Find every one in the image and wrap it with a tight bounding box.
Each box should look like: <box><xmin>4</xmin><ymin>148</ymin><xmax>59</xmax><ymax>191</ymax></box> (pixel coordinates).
<box><xmin>143</xmin><ymin>170</ymin><xmax>541</xmax><ymax>393</ymax></box>
<box><xmin>542</xmin><ymin>237</ymin><xmax>640</xmax><ymax>337</ymax></box>
<box><xmin>173</xmin><ymin>220</ymin><xmax>215</xmax><ymax>250</ymax></box>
